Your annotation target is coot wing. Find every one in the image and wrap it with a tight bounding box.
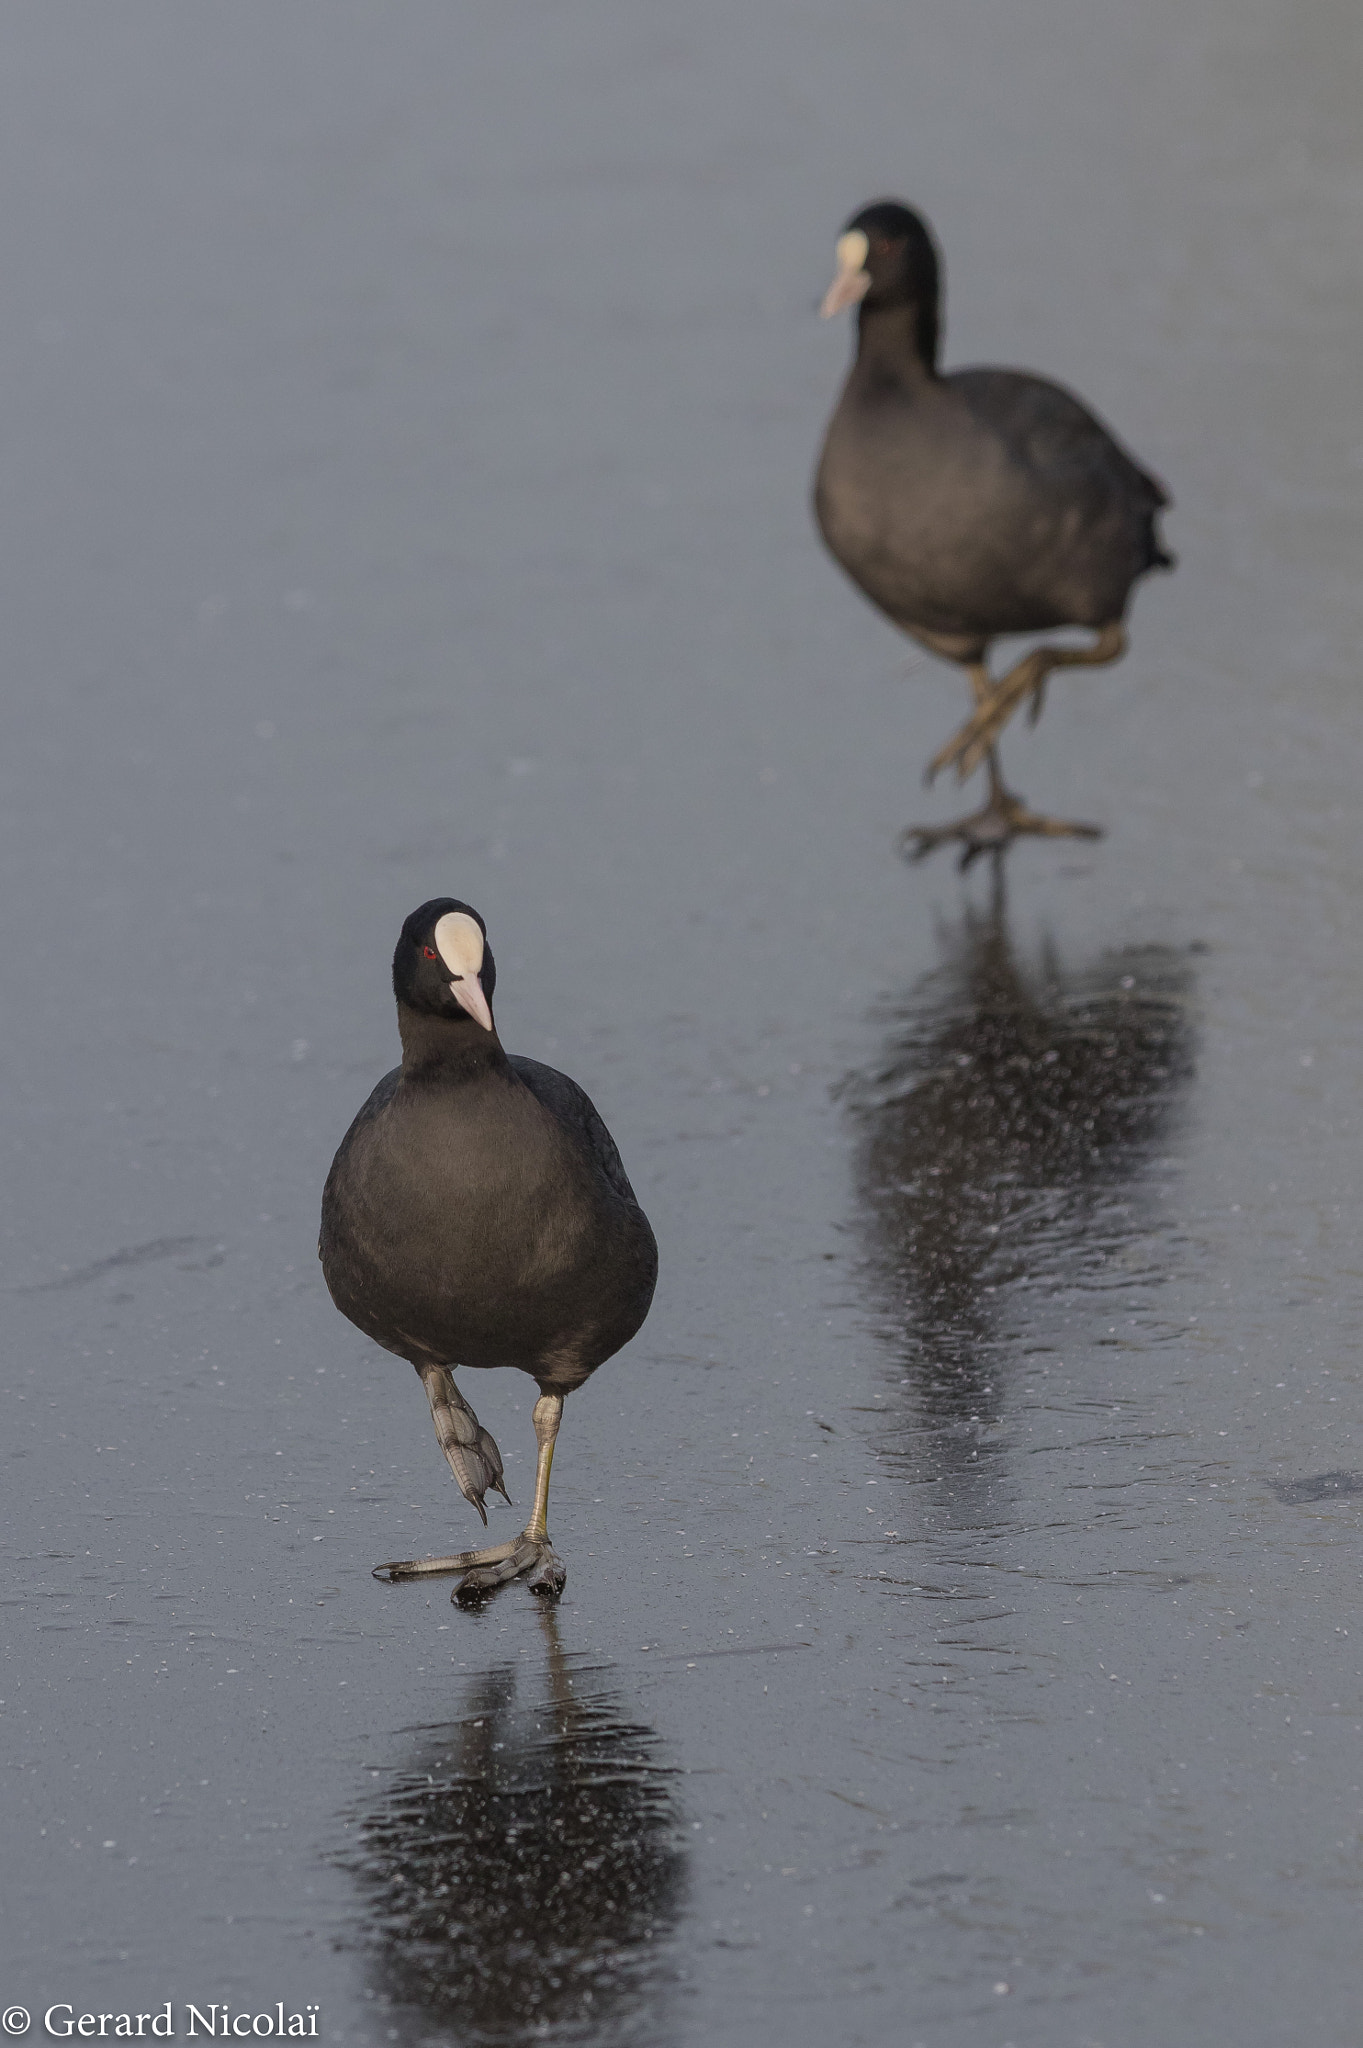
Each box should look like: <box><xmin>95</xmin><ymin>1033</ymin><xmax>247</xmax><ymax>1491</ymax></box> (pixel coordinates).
<box><xmin>953</xmin><ymin>368</ymin><xmax>1170</xmax><ymax>509</ymax></box>
<box><xmin>509</xmin><ymin>1055</ymin><xmax>643</xmax><ymax>1207</ymax></box>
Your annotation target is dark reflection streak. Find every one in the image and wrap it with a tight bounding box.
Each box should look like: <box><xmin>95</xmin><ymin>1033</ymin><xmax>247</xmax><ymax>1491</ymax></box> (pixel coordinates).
<box><xmin>842</xmin><ymin>877</ymin><xmax>1196</xmax><ymax>1508</ymax></box>
<box><xmin>342</xmin><ymin>1604</ymin><xmax>686</xmax><ymax>2046</ymax></box>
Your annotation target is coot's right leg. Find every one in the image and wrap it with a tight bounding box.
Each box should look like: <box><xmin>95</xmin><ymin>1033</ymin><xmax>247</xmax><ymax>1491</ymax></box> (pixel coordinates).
<box><xmin>418</xmin><ymin>1363</ymin><xmax>509</xmax><ymax>1522</ymax></box>
<box><xmin>369</xmin><ymin>1363</ymin><xmax>509</xmax><ymax>1583</ymax></box>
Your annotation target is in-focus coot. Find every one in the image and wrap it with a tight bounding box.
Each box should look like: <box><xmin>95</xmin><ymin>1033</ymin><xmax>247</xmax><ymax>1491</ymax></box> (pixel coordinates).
<box><xmin>815</xmin><ymin>200</ymin><xmax>1173</xmax><ymax>864</ymax></box>
<box><xmin>320</xmin><ymin>900</ymin><xmax>657</xmax><ymax>1601</ymax></box>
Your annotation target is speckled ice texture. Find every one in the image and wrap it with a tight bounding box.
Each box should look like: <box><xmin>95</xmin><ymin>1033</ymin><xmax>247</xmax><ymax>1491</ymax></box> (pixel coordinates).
<box><xmin>3</xmin><ymin>4</ymin><xmax>1362</xmax><ymax>2046</ymax></box>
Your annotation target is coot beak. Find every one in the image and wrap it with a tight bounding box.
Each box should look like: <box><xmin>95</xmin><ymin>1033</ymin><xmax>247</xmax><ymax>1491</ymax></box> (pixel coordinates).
<box><xmin>820</xmin><ymin>229</ymin><xmax>871</xmax><ymax>318</ymax></box>
<box><xmin>452</xmin><ymin>975</ymin><xmax>494</xmax><ymax>1031</ymax></box>
<box><xmin>433</xmin><ymin>909</ymin><xmax>493</xmax><ymax>1029</ymax></box>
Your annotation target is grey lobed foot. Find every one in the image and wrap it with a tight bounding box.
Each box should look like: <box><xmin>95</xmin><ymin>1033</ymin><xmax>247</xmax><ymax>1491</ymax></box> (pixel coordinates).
<box><xmin>454</xmin><ymin>1533</ymin><xmax>566</xmax><ymax>1606</ymax></box>
<box><xmin>899</xmin><ymin>800</ymin><xmax>1103</xmax><ymax>871</ymax></box>
<box><xmin>421</xmin><ymin>1364</ymin><xmax>510</xmax><ymax>1525</ymax></box>
<box><xmin>373</xmin><ymin>1531</ymin><xmax>565</xmax><ymax>1603</ymax></box>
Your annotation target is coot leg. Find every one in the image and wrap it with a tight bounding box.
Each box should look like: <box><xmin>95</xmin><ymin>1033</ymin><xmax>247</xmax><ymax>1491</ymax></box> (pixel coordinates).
<box><xmin>373</xmin><ymin>1535</ymin><xmax>523</xmax><ymax>1583</ymax></box>
<box><xmin>901</xmin><ymin>666</ymin><xmax>1102</xmax><ymax>865</ymax></box>
<box><xmin>419</xmin><ymin>1363</ymin><xmax>511</xmax><ymax>1524</ymax></box>
<box><xmin>372</xmin><ymin>1392</ymin><xmax>567</xmax><ymax>1604</ymax></box>
<box><xmin>928</xmin><ymin>623</ymin><xmax>1127</xmax><ymax>784</ymax></box>
<box><xmin>456</xmin><ymin>1394</ymin><xmax>566</xmax><ymax>1603</ymax></box>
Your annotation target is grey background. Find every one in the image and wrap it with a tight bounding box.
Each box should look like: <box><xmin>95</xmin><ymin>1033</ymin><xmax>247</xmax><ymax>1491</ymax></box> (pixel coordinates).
<box><xmin>3</xmin><ymin>2</ymin><xmax>1362</xmax><ymax>2044</ymax></box>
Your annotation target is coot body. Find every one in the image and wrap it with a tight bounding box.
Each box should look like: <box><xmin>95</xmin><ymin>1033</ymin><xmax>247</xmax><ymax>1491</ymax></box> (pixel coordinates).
<box><xmin>322</xmin><ymin>1051</ymin><xmax>655</xmax><ymax>1394</ymax></box>
<box><xmin>816</xmin><ymin>366</ymin><xmax>1168</xmax><ymax>657</ymax></box>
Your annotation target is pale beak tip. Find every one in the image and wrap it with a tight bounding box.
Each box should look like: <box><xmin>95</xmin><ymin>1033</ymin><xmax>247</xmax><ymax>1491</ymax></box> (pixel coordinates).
<box><xmin>453</xmin><ymin>977</ymin><xmax>494</xmax><ymax>1032</ymax></box>
<box><xmin>820</xmin><ymin>270</ymin><xmax>871</xmax><ymax>319</ymax></box>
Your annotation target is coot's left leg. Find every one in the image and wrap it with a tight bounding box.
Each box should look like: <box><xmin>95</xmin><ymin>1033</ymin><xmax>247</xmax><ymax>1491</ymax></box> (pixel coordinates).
<box><xmin>927</xmin><ymin>622</ymin><xmax>1127</xmax><ymax>784</ymax></box>
<box><xmin>455</xmin><ymin>1394</ymin><xmax>566</xmax><ymax>1602</ymax></box>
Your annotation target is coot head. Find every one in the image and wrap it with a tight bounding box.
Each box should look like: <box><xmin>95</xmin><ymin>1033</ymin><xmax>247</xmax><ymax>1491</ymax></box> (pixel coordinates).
<box><xmin>392</xmin><ymin>898</ymin><xmax>498</xmax><ymax>1032</ymax></box>
<box><xmin>821</xmin><ymin>200</ymin><xmax>941</xmax><ymax>358</ymax></box>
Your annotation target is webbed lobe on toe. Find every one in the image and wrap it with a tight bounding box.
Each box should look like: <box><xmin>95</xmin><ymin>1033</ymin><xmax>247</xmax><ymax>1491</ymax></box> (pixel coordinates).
<box><xmin>420</xmin><ymin>1365</ymin><xmax>509</xmax><ymax>1524</ymax></box>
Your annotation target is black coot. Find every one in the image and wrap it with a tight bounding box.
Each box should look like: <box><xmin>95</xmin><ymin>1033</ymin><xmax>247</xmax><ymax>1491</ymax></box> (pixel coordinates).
<box><xmin>815</xmin><ymin>200</ymin><xmax>1173</xmax><ymax>864</ymax></box>
<box><xmin>320</xmin><ymin>899</ymin><xmax>658</xmax><ymax>1601</ymax></box>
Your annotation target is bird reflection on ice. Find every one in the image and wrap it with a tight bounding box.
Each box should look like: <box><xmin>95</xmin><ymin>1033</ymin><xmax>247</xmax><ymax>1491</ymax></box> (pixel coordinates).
<box><xmin>844</xmin><ymin>886</ymin><xmax>1197</xmax><ymax>1482</ymax></box>
<box><xmin>343</xmin><ymin>1605</ymin><xmax>685</xmax><ymax>2045</ymax></box>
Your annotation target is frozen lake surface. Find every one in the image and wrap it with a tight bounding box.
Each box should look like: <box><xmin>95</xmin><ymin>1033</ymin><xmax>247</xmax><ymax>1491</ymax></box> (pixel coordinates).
<box><xmin>4</xmin><ymin>4</ymin><xmax>1363</xmax><ymax>2043</ymax></box>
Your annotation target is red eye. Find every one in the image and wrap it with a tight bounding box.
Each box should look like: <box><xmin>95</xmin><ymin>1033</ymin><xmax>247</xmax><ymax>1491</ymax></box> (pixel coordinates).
<box><xmin>423</xmin><ymin>945</ymin><xmax>437</xmax><ymax>959</ymax></box>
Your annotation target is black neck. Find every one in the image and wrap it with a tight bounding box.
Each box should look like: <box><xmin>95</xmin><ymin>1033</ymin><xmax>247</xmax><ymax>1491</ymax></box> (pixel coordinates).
<box><xmin>397</xmin><ymin>1002</ymin><xmax>507</xmax><ymax>1080</ymax></box>
<box><xmin>854</xmin><ymin>299</ymin><xmax>939</xmax><ymax>383</ymax></box>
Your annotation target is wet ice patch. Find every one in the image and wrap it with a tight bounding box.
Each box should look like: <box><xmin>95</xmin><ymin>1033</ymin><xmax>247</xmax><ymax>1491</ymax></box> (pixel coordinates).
<box><xmin>1271</xmin><ymin>1470</ymin><xmax>1363</xmax><ymax>1505</ymax></box>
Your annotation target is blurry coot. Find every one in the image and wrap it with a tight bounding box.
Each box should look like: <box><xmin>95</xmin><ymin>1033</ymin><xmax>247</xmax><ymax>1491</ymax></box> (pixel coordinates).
<box><xmin>320</xmin><ymin>899</ymin><xmax>657</xmax><ymax>1601</ymax></box>
<box><xmin>815</xmin><ymin>199</ymin><xmax>1173</xmax><ymax>864</ymax></box>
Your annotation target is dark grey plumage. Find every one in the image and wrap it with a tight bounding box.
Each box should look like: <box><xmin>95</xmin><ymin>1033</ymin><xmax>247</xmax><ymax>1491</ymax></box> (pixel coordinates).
<box><xmin>814</xmin><ymin>200</ymin><xmax>1172</xmax><ymax>862</ymax></box>
<box><xmin>320</xmin><ymin>898</ymin><xmax>657</xmax><ymax>1598</ymax></box>
<box><xmin>322</xmin><ymin>1051</ymin><xmax>654</xmax><ymax>1392</ymax></box>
